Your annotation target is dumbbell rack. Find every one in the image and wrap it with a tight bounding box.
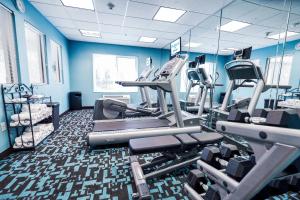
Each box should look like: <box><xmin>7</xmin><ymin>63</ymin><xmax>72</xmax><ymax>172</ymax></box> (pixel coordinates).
<box><xmin>184</xmin><ymin>121</ymin><xmax>300</xmax><ymax>200</ymax></box>
<box><xmin>1</xmin><ymin>83</ymin><xmax>53</xmax><ymax>150</ymax></box>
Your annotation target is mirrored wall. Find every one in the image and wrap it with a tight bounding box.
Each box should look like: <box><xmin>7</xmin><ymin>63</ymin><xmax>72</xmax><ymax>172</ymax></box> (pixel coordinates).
<box><xmin>162</xmin><ymin>0</ymin><xmax>300</xmax><ymax>112</ymax></box>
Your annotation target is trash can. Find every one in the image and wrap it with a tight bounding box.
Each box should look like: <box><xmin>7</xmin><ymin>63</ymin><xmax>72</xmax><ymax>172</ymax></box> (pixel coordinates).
<box><xmin>69</xmin><ymin>92</ymin><xmax>82</xmax><ymax>110</ymax></box>
<box><xmin>45</xmin><ymin>102</ymin><xmax>60</xmax><ymax>131</ymax></box>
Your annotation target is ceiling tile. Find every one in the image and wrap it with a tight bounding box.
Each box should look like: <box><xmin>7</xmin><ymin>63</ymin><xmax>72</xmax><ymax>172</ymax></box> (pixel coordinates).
<box><xmin>101</xmin><ymin>32</ymin><xmax>139</xmax><ymax>42</ymax></box>
<box><xmin>31</xmin><ymin>2</ymin><xmax>70</xmax><ymax>19</ymax></box>
<box><xmin>48</xmin><ymin>17</ymin><xmax>76</xmax><ymax>29</ymax></box>
<box><xmin>65</xmin><ymin>7</ymin><xmax>97</xmax><ymax>23</ymax></box>
<box><xmin>177</xmin><ymin>11</ymin><xmax>209</xmax><ymax>26</ymax></box>
<box><xmin>140</xmin><ymin>30</ymin><xmax>179</xmax><ymax>40</ymax></box>
<box><xmin>99</xmin><ymin>13</ymin><xmax>124</xmax><ymax>26</ymax></box>
<box><xmin>74</xmin><ymin>21</ymin><xmax>99</xmax><ymax>30</ymax></box>
<box><xmin>126</xmin><ymin>1</ymin><xmax>159</xmax><ymax>19</ymax></box>
<box><xmin>57</xmin><ymin>27</ymin><xmax>81</xmax><ymax>36</ymax></box>
<box><xmin>30</xmin><ymin>0</ymin><xmax>62</xmax><ymax>5</ymax></box>
<box><xmin>123</xmin><ymin>17</ymin><xmax>152</xmax><ymax>29</ymax></box>
<box><xmin>132</xmin><ymin>0</ymin><xmax>233</xmax><ymax>15</ymax></box>
<box><xmin>149</xmin><ymin>20</ymin><xmax>191</xmax><ymax>34</ymax></box>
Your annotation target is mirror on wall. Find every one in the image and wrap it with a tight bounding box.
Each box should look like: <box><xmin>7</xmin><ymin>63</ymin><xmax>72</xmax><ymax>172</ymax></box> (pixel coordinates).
<box><xmin>158</xmin><ymin>9</ymin><xmax>224</xmax><ymax>113</ymax></box>
<box><xmin>187</xmin><ymin>11</ymin><xmax>223</xmax><ymax>112</ymax></box>
<box><xmin>277</xmin><ymin>0</ymin><xmax>300</xmax><ymax>109</ymax></box>
<box><xmin>217</xmin><ymin>0</ymin><xmax>292</xmax><ymax>110</ymax></box>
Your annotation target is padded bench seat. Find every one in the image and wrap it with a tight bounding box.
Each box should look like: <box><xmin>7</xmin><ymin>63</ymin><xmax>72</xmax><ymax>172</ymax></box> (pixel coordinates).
<box><xmin>129</xmin><ymin>135</ymin><xmax>181</xmax><ymax>154</ymax></box>
<box><xmin>191</xmin><ymin>132</ymin><xmax>224</xmax><ymax>144</ymax></box>
<box><xmin>129</xmin><ymin>131</ymin><xmax>223</xmax><ymax>154</ymax></box>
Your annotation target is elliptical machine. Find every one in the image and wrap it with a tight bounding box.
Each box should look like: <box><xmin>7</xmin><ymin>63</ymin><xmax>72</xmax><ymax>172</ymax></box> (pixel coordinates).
<box><xmin>93</xmin><ymin>57</ymin><xmax>160</xmax><ymax>120</ymax></box>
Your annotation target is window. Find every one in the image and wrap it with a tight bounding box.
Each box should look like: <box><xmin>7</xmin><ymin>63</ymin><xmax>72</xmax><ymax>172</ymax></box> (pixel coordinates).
<box><xmin>0</xmin><ymin>5</ymin><xmax>18</xmax><ymax>84</ymax></box>
<box><xmin>266</xmin><ymin>55</ymin><xmax>293</xmax><ymax>85</ymax></box>
<box><xmin>50</xmin><ymin>40</ymin><xmax>63</xmax><ymax>83</ymax></box>
<box><xmin>180</xmin><ymin>62</ymin><xmax>214</xmax><ymax>92</ymax></box>
<box><xmin>24</xmin><ymin>22</ymin><xmax>46</xmax><ymax>84</ymax></box>
<box><xmin>93</xmin><ymin>54</ymin><xmax>138</xmax><ymax>92</ymax></box>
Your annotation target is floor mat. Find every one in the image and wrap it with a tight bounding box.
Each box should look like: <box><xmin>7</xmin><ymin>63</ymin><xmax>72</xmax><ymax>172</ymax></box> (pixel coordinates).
<box><xmin>0</xmin><ymin>109</ymin><xmax>298</xmax><ymax>200</ymax></box>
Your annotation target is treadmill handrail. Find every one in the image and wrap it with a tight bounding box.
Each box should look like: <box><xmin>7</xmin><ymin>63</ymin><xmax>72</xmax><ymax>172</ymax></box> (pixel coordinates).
<box><xmin>116</xmin><ymin>80</ymin><xmax>172</xmax><ymax>92</ymax></box>
<box><xmin>264</xmin><ymin>84</ymin><xmax>291</xmax><ymax>90</ymax></box>
<box><xmin>116</xmin><ymin>80</ymin><xmax>168</xmax><ymax>87</ymax></box>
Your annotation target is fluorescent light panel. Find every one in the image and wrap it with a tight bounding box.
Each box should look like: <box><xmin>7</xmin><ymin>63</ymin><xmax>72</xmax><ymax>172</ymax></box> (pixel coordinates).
<box><xmin>267</xmin><ymin>31</ymin><xmax>299</xmax><ymax>39</ymax></box>
<box><xmin>184</xmin><ymin>42</ymin><xmax>201</xmax><ymax>48</ymax></box>
<box><xmin>80</xmin><ymin>30</ymin><xmax>100</xmax><ymax>38</ymax></box>
<box><xmin>139</xmin><ymin>36</ymin><xmax>157</xmax><ymax>43</ymax></box>
<box><xmin>220</xmin><ymin>20</ymin><xmax>250</xmax><ymax>32</ymax></box>
<box><xmin>226</xmin><ymin>47</ymin><xmax>238</xmax><ymax>51</ymax></box>
<box><xmin>61</xmin><ymin>0</ymin><xmax>94</xmax><ymax>10</ymax></box>
<box><xmin>220</xmin><ymin>49</ymin><xmax>232</xmax><ymax>52</ymax></box>
<box><xmin>153</xmin><ymin>7</ymin><xmax>186</xmax><ymax>22</ymax></box>
<box><xmin>221</xmin><ymin>47</ymin><xmax>238</xmax><ymax>52</ymax></box>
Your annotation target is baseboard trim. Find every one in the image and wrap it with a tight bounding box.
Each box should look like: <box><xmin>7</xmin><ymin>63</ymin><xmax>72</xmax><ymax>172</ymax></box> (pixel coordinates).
<box><xmin>0</xmin><ymin>147</ymin><xmax>14</xmax><ymax>159</ymax></box>
<box><xmin>59</xmin><ymin>109</ymin><xmax>70</xmax><ymax>117</ymax></box>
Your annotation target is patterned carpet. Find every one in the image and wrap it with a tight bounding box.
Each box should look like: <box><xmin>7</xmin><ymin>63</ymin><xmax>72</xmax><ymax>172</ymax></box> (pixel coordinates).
<box><xmin>0</xmin><ymin>109</ymin><xmax>299</xmax><ymax>200</ymax></box>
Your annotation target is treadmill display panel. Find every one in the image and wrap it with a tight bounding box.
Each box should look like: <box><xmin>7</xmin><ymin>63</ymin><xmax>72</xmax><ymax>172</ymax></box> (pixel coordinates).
<box><xmin>160</xmin><ymin>57</ymin><xmax>180</xmax><ymax>76</ymax></box>
<box><xmin>170</xmin><ymin>38</ymin><xmax>181</xmax><ymax>57</ymax></box>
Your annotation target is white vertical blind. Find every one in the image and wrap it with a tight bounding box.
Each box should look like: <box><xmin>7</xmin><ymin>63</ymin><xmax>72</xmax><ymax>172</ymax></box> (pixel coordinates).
<box><xmin>25</xmin><ymin>22</ymin><xmax>46</xmax><ymax>84</ymax></box>
<box><xmin>0</xmin><ymin>5</ymin><xmax>18</xmax><ymax>84</ymax></box>
<box><xmin>50</xmin><ymin>40</ymin><xmax>63</xmax><ymax>83</ymax></box>
<box><xmin>266</xmin><ymin>55</ymin><xmax>293</xmax><ymax>86</ymax></box>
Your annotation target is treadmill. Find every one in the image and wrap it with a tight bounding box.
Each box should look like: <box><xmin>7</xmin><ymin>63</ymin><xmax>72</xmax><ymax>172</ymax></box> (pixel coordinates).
<box><xmin>212</xmin><ymin>47</ymin><xmax>291</xmax><ymax>123</ymax></box>
<box><xmin>93</xmin><ymin>57</ymin><xmax>159</xmax><ymax>120</ymax></box>
<box><xmin>88</xmin><ymin>54</ymin><xmax>204</xmax><ymax>147</ymax></box>
<box><xmin>181</xmin><ymin>55</ymin><xmax>223</xmax><ymax>115</ymax></box>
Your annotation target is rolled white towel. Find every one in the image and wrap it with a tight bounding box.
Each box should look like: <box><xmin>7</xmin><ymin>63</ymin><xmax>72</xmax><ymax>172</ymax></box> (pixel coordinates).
<box><xmin>22</xmin><ymin>104</ymin><xmax>47</xmax><ymax>112</ymax></box>
<box><xmin>15</xmin><ymin>131</ymin><xmax>43</xmax><ymax>143</ymax></box>
<box><xmin>11</xmin><ymin>98</ymin><xmax>27</xmax><ymax>103</ymax></box>
<box><xmin>14</xmin><ymin>123</ymin><xmax>54</xmax><ymax>148</ymax></box>
<box><xmin>11</xmin><ymin>112</ymin><xmax>39</xmax><ymax>122</ymax></box>
<box><xmin>25</xmin><ymin>125</ymin><xmax>42</xmax><ymax>132</ymax></box>
<box><xmin>30</xmin><ymin>94</ymin><xmax>44</xmax><ymax>99</ymax></box>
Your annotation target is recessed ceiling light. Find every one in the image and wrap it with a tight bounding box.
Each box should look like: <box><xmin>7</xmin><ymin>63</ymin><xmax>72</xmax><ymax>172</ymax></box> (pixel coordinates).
<box><xmin>220</xmin><ymin>49</ymin><xmax>232</xmax><ymax>52</ymax></box>
<box><xmin>139</xmin><ymin>36</ymin><xmax>157</xmax><ymax>43</ymax></box>
<box><xmin>184</xmin><ymin>42</ymin><xmax>202</xmax><ymax>48</ymax></box>
<box><xmin>226</xmin><ymin>47</ymin><xmax>239</xmax><ymax>51</ymax></box>
<box><xmin>220</xmin><ymin>20</ymin><xmax>250</xmax><ymax>32</ymax></box>
<box><xmin>61</xmin><ymin>0</ymin><xmax>94</xmax><ymax>10</ymax></box>
<box><xmin>153</xmin><ymin>7</ymin><xmax>186</xmax><ymax>23</ymax></box>
<box><xmin>267</xmin><ymin>31</ymin><xmax>299</xmax><ymax>40</ymax></box>
<box><xmin>80</xmin><ymin>30</ymin><xmax>101</xmax><ymax>38</ymax></box>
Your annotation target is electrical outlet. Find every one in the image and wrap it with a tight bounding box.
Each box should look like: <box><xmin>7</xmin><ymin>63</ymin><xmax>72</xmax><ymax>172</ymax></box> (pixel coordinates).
<box><xmin>1</xmin><ymin>122</ymin><xmax>7</xmax><ymax>132</ymax></box>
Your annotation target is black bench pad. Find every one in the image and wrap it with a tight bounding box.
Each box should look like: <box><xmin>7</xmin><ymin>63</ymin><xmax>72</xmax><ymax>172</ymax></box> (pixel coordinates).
<box><xmin>191</xmin><ymin>132</ymin><xmax>223</xmax><ymax>145</ymax></box>
<box><xmin>175</xmin><ymin>134</ymin><xmax>198</xmax><ymax>146</ymax></box>
<box><xmin>129</xmin><ymin>135</ymin><xmax>181</xmax><ymax>154</ymax></box>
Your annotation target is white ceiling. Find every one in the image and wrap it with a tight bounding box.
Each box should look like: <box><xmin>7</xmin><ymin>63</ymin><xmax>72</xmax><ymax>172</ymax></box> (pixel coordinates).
<box><xmin>29</xmin><ymin>0</ymin><xmax>300</xmax><ymax>54</ymax></box>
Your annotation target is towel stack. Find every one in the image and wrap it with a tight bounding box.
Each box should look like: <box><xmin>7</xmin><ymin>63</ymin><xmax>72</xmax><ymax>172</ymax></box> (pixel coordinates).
<box><xmin>10</xmin><ymin>104</ymin><xmax>52</xmax><ymax>126</ymax></box>
<box><xmin>278</xmin><ymin>99</ymin><xmax>300</xmax><ymax>108</ymax></box>
<box><xmin>14</xmin><ymin>123</ymin><xmax>54</xmax><ymax>148</ymax></box>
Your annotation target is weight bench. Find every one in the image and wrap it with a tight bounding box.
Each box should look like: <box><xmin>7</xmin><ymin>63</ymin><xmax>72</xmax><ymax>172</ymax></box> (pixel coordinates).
<box><xmin>129</xmin><ymin>131</ymin><xmax>224</xmax><ymax>200</ymax></box>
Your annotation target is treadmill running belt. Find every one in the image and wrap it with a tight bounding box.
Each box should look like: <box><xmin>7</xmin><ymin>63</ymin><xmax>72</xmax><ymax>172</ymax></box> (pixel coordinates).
<box><xmin>93</xmin><ymin>118</ymin><xmax>170</xmax><ymax>132</ymax></box>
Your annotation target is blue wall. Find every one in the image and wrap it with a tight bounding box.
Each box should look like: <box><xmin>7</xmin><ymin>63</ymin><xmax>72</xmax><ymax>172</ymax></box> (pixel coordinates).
<box><xmin>69</xmin><ymin>41</ymin><xmax>169</xmax><ymax>106</ymax></box>
<box><xmin>0</xmin><ymin>0</ymin><xmax>70</xmax><ymax>153</ymax></box>
<box><xmin>68</xmin><ymin>41</ymin><xmax>229</xmax><ymax>106</ymax></box>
